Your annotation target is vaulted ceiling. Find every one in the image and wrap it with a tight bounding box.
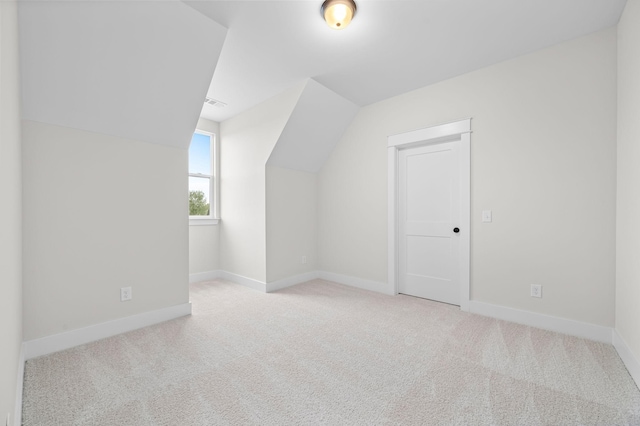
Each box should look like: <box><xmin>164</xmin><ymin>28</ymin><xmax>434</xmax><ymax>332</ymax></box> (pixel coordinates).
<box><xmin>267</xmin><ymin>79</ymin><xmax>358</xmax><ymax>173</ymax></box>
<box><xmin>19</xmin><ymin>1</ymin><xmax>227</xmax><ymax>148</ymax></box>
<box><xmin>189</xmin><ymin>0</ymin><xmax>627</xmax><ymax>123</ymax></box>
<box><xmin>17</xmin><ymin>1</ymin><xmax>627</xmax><ymax>155</ymax></box>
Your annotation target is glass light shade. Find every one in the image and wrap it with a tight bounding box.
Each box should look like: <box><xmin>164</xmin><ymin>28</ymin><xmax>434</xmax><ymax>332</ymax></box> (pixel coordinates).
<box><xmin>322</xmin><ymin>0</ymin><xmax>356</xmax><ymax>30</ymax></box>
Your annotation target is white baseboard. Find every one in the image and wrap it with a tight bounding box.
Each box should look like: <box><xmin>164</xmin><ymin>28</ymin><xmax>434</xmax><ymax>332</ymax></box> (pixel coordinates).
<box><xmin>190</xmin><ymin>270</ymin><xmax>615</xmax><ymax>346</ymax></box>
<box><xmin>218</xmin><ymin>270</ymin><xmax>267</xmax><ymax>293</ymax></box>
<box><xmin>189</xmin><ymin>270</ymin><xmax>222</xmax><ymax>284</ymax></box>
<box><xmin>266</xmin><ymin>271</ymin><xmax>320</xmax><ymax>292</ymax></box>
<box><xmin>189</xmin><ymin>269</ymin><xmax>311</xmax><ymax>293</ymax></box>
<box><xmin>23</xmin><ymin>303</ymin><xmax>192</xmax><ymax>360</ymax></box>
<box><xmin>190</xmin><ymin>269</ymin><xmax>391</xmax><ymax>296</ymax></box>
<box><xmin>613</xmin><ymin>330</ymin><xmax>640</xmax><ymax>388</ymax></box>
<box><xmin>469</xmin><ymin>301</ymin><xmax>612</xmax><ymax>344</ymax></box>
<box><xmin>14</xmin><ymin>344</ymin><xmax>24</xmax><ymax>426</ymax></box>
<box><xmin>318</xmin><ymin>271</ymin><xmax>394</xmax><ymax>295</ymax></box>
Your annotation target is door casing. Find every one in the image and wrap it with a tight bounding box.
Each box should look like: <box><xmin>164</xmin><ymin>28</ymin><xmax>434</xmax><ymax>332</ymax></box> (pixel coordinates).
<box><xmin>387</xmin><ymin>119</ymin><xmax>471</xmax><ymax>311</ymax></box>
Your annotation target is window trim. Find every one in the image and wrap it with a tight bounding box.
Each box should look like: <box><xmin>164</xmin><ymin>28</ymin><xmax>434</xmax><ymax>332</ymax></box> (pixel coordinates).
<box><xmin>189</xmin><ymin>130</ymin><xmax>219</xmax><ymax>226</ymax></box>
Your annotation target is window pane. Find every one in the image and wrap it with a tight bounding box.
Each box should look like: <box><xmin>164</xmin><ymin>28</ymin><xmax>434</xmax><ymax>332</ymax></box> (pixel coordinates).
<box><xmin>189</xmin><ymin>133</ymin><xmax>211</xmax><ymax>174</ymax></box>
<box><xmin>189</xmin><ymin>176</ymin><xmax>210</xmax><ymax>216</ymax></box>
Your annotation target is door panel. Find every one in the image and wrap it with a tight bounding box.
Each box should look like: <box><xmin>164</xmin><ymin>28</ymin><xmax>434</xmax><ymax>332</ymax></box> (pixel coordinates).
<box><xmin>406</xmin><ymin>149</ymin><xmax>452</xmax><ymax>223</ymax></box>
<box><xmin>406</xmin><ymin>236</ymin><xmax>451</xmax><ymax>279</ymax></box>
<box><xmin>398</xmin><ymin>141</ymin><xmax>460</xmax><ymax>305</ymax></box>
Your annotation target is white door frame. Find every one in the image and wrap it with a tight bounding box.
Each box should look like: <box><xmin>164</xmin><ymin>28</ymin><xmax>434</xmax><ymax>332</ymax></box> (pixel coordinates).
<box><xmin>387</xmin><ymin>119</ymin><xmax>471</xmax><ymax>311</ymax></box>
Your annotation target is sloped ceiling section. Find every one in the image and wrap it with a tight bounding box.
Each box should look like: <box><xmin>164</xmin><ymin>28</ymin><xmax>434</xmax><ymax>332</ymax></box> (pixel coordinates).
<box><xmin>267</xmin><ymin>79</ymin><xmax>359</xmax><ymax>173</ymax></box>
<box><xmin>185</xmin><ymin>0</ymin><xmax>626</xmax><ymax>123</ymax></box>
<box><xmin>18</xmin><ymin>1</ymin><xmax>227</xmax><ymax>149</ymax></box>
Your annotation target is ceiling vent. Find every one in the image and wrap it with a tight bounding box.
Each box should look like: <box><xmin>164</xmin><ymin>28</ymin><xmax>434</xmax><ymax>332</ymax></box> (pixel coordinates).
<box><xmin>204</xmin><ymin>97</ymin><xmax>227</xmax><ymax>108</ymax></box>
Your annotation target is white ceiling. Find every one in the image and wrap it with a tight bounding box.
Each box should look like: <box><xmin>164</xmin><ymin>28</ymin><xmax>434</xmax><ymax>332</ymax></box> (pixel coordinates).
<box><xmin>267</xmin><ymin>78</ymin><xmax>359</xmax><ymax>173</ymax></box>
<box><xmin>188</xmin><ymin>0</ymin><xmax>627</xmax><ymax>123</ymax></box>
<box><xmin>19</xmin><ymin>1</ymin><xmax>227</xmax><ymax>148</ymax></box>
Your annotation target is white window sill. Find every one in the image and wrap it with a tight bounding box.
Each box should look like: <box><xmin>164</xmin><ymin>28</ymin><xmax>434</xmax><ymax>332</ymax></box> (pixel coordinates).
<box><xmin>189</xmin><ymin>218</ymin><xmax>220</xmax><ymax>226</ymax></box>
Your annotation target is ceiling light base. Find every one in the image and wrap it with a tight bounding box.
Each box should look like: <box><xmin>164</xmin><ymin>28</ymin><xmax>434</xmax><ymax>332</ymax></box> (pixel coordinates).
<box><xmin>321</xmin><ymin>0</ymin><xmax>357</xmax><ymax>30</ymax></box>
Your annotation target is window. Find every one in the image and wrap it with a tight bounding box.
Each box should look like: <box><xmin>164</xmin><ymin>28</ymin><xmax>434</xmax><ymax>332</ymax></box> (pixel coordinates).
<box><xmin>189</xmin><ymin>130</ymin><xmax>218</xmax><ymax>225</ymax></box>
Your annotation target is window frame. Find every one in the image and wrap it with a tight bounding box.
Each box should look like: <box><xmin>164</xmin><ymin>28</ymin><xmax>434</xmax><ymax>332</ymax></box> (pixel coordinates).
<box><xmin>189</xmin><ymin>130</ymin><xmax>219</xmax><ymax>226</ymax></box>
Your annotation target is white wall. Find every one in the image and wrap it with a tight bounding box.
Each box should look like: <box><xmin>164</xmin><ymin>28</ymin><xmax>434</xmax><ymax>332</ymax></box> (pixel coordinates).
<box><xmin>0</xmin><ymin>1</ymin><xmax>23</xmax><ymax>423</ymax></box>
<box><xmin>189</xmin><ymin>225</ymin><xmax>219</xmax><ymax>275</ymax></box>
<box><xmin>189</xmin><ymin>118</ymin><xmax>220</xmax><ymax>275</ymax></box>
<box><xmin>266</xmin><ymin>166</ymin><xmax>318</xmax><ymax>282</ymax></box>
<box><xmin>219</xmin><ymin>86</ymin><xmax>303</xmax><ymax>282</ymax></box>
<box><xmin>616</xmin><ymin>1</ymin><xmax>640</xmax><ymax>365</ymax></box>
<box><xmin>196</xmin><ymin>117</ymin><xmax>219</xmax><ymax>140</ymax></box>
<box><xmin>319</xmin><ymin>28</ymin><xmax>617</xmax><ymax>327</ymax></box>
<box><xmin>22</xmin><ymin>120</ymin><xmax>189</xmax><ymax>340</ymax></box>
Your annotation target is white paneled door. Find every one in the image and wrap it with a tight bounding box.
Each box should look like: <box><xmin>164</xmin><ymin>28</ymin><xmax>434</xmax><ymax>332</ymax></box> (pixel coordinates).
<box><xmin>398</xmin><ymin>141</ymin><xmax>461</xmax><ymax>305</ymax></box>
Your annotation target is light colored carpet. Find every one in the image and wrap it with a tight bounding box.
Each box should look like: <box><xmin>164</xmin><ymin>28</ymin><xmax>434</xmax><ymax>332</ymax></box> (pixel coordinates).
<box><xmin>22</xmin><ymin>279</ymin><xmax>640</xmax><ymax>425</ymax></box>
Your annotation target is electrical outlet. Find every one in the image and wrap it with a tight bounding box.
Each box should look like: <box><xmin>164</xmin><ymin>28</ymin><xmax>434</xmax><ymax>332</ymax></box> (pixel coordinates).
<box><xmin>301</xmin><ymin>255</ymin><xmax>307</xmax><ymax>264</ymax></box>
<box><xmin>120</xmin><ymin>287</ymin><xmax>132</xmax><ymax>302</ymax></box>
<box><xmin>531</xmin><ymin>284</ymin><xmax>542</xmax><ymax>298</ymax></box>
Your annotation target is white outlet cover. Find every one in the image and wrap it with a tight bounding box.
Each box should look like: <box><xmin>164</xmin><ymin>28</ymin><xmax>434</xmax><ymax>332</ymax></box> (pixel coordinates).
<box><xmin>120</xmin><ymin>287</ymin><xmax>132</xmax><ymax>301</ymax></box>
<box><xmin>531</xmin><ymin>284</ymin><xmax>542</xmax><ymax>298</ymax></box>
<box><xmin>482</xmin><ymin>210</ymin><xmax>492</xmax><ymax>223</ymax></box>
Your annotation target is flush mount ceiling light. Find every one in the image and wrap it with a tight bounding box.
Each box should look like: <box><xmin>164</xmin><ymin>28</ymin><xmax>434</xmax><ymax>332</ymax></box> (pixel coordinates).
<box><xmin>321</xmin><ymin>0</ymin><xmax>357</xmax><ymax>30</ymax></box>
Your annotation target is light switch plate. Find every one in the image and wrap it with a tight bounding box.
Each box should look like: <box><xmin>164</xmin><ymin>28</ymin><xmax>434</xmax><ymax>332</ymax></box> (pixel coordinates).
<box><xmin>482</xmin><ymin>210</ymin><xmax>492</xmax><ymax>223</ymax></box>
